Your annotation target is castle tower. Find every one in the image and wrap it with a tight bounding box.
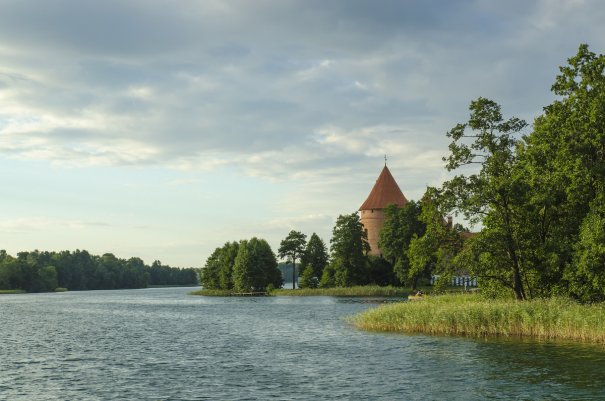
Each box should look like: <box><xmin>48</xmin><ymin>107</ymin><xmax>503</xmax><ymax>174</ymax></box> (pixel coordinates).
<box><xmin>359</xmin><ymin>165</ymin><xmax>408</xmax><ymax>256</ymax></box>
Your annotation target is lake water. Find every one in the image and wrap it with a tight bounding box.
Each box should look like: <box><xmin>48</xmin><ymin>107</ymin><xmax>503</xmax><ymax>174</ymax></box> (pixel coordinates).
<box><xmin>1</xmin><ymin>287</ymin><xmax>605</xmax><ymax>400</ymax></box>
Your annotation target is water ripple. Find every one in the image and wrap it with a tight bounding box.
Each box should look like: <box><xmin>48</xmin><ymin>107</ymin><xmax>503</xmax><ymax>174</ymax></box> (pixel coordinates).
<box><xmin>1</xmin><ymin>288</ymin><xmax>605</xmax><ymax>400</ymax></box>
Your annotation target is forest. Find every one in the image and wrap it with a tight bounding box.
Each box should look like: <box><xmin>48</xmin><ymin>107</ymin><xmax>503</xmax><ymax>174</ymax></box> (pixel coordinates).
<box><xmin>0</xmin><ymin>249</ymin><xmax>198</xmax><ymax>292</ymax></box>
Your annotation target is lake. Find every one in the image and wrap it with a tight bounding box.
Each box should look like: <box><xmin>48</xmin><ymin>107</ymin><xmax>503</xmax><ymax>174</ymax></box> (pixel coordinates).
<box><xmin>1</xmin><ymin>287</ymin><xmax>604</xmax><ymax>400</ymax></box>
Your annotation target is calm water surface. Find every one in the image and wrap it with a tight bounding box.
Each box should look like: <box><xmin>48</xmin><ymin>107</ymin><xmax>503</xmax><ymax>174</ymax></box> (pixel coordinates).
<box><xmin>1</xmin><ymin>287</ymin><xmax>605</xmax><ymax>400</ymax></box>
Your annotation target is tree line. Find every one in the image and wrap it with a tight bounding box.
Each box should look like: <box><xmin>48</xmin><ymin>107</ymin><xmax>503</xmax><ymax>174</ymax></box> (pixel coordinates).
<box><xmin>0</xmin><ymin>249</ymin><xmax>198</xmax><ymax>292</ymax></box>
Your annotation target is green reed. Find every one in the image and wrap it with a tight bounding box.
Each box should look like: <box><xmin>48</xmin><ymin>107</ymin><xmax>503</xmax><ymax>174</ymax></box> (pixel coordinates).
<box><xmin>189</xmin><ymin>289</ymin><xmax>234</xmax><ymax>296</ymax></box>
<box><xmin>352</xmin><ymin>294</ymin><xmax>605</xmax><ymax>343</ymax></box>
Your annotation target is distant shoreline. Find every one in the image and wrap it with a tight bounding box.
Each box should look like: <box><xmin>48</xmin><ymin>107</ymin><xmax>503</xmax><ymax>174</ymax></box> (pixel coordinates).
<box><xmin>190</xmin><ymin>285</ymin><xmax>427</xmax><ymax>297</ymax></box>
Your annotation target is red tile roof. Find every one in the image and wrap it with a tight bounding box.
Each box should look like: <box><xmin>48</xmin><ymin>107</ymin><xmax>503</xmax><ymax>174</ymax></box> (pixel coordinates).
<box><xmin>359</xmin><ymin>166</ymin><xmax>408</xmax><ymax>210</ymax></box>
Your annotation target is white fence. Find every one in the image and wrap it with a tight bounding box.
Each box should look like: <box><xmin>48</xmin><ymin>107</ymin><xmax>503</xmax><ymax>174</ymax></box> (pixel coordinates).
<box><xmin>431</xmin><ymin>275</ymin><xmax>477</xmax><ymax>287</ymax></box>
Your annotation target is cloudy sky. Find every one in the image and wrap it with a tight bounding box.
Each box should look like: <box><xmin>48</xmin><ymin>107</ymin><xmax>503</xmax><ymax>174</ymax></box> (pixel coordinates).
<box><xmin>1</xmin><ymin>0</ymin><xmax>604</xmax><ymax>267</ymax></box>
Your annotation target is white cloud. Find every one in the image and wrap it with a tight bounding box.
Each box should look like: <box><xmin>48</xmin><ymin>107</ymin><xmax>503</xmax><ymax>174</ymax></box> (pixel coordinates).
<box><xmin>0</xmin><ymin>0</ymin><xmax>604</xmax><ymax>265</ymax></box>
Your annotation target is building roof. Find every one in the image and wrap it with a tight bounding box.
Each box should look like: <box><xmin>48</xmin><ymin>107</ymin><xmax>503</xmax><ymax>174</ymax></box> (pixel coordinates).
<box><xmin>359</xmin><ymin>165</ymin><xmax>408</xmax><ymax>210</ymax></box>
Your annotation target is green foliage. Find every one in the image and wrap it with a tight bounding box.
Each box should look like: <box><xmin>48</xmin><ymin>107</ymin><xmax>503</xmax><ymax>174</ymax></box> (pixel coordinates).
<box><xmin>366</xmin><ymin>255</ymin><xmax>397</xmax><ymax>286</ymax></box>
<box><xmin>378</xmin><ymin>201</ymin><xmax>425</xmax><ymax>284</ymax></box>
<box><xmin>522</xmin><ymin>44</ymin><xmax>605</xmax><ymax>300</ymax></box>
<box><xmin>436</xmin><ymin>44</ymin><xmax>605</xmax><ymax>302</ymax></box>
<box><xmin>233</xmin><ymin>238</ymin><xmax>282</xmax><ymax>292</ymax></box>
<box><xmin>299</xmin><ymin>233</ymin><xmax>328</xmax><ymax>281</ymax></box>
<box><xmin>299</xmin><ymin>265</ymin><xmax>319</xmax><ymax>288</ymax></box>
<box><xmin>441</xmin><ymin>97</ymin><xmax>530</xmax><ymax>300</ymax></box>
<box><xmin>329</xmin><ymin>213</ymin><xmax>370</xmax><ymax>287</ymax></box>
<box><xmin>200</xmin><ymin>242</ymin><xmax>239</xmax><ymax>290</ymax></box>
<box><xmin>566</xmin><ymin>203</ymin><xmax>605</xmax><ymax>302</ymax></box>
<box><xmin>406</xmin><ymin>190</ymin><xmax>464</xmax><ymax>289</ymax></box>
<box><xmin>278</xmin><ymin>230</ymin><xmax>307</xmax><ymax>289</ymax></box>
<box><xmin>319</xmin><ymin>263</ymin><xmax>336</xmax><ymax>288</ymax></box>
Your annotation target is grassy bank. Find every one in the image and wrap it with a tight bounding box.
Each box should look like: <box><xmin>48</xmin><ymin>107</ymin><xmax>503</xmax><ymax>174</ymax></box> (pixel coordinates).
<box><xmin>0</xmin><ymin>289</ymin><xmax>26</xmax><ymax>294</ymax></box>
<box><xmin>190</xmin><ymin>285</ymin><xmax>420</xmax><ymax>297</ymax></box>
<box><xmin>351</xmin><ymin>294</ymin><xmax>605</xmax><ymax>343</ymax></box>
<box><xmin>272</xmin><ymin>285</ymin><xmax>414</xmax><ymax>297</ymax></box>
<box><xmin>189</xmin><ymin>289</ymin><xmax>235</xmax><ymax>296</ymax></box>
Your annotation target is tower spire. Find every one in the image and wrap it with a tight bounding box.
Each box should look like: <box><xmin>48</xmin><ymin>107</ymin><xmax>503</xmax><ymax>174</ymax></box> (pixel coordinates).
<box><xmin>384</xmin><ymin>154</ymin><xmax>387</xmax><ymax>166</ymax></box>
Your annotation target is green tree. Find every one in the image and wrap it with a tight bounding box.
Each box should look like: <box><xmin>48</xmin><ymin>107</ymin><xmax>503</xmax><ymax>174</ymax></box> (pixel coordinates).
<box><xmin>218</xmin><ymin>242</ymin><xmax>239</xmax><ymax>290</ymax></box>
<box><xmin>378</xmin><ymin>201</ymin><xmax>425</xmax><ymax>284</ymax></box>
<box><xmin>329</xmin><ymin>213</ymin><xmax>370</xmax><ymax>287</ymax></box>
<box><xmin>299</xmin><ymin>233</ymin><xmax>328</xmax><ymax>281</ymax></box>
<box><xmin>299</xmin><ymin>265</ymin><xmax>319</xmax><ymax>288</ymax></box>
<box><xmin>319</xmin><ymin>263</ymin><xmax>336</xmax><ymax>288</ymax></box>
<box><xmin>233</xmin><ymin>238</ymin><xmax>282</xmax><ymax>292</ymax></box>
<box><xmin>278</xmin><ymin>230</ymin><xmax>307</xmax><ymax>289</ymax></box>
<box><xmin>523</xmin><ymin>44</ymin><xmax>605</xmax><ymax>300</ymax></box>
<box><xmin>407</xmin><ymin>190</ymin><xmax>465</xmax><ymax>290</ymax></box>
<box><xmin>567</xmin><ymin>202</ymin><xmax>605</xmax><ymax>302</ymax></box>
<box><xmin>441</xmin><ymin>97</ymin><xmax>530</xmax><ymax>299</ymax></box>
<box><xmin>201</xmin><ymin>246</ymin><xmax>225</xmax><ymax>290</ymax></box>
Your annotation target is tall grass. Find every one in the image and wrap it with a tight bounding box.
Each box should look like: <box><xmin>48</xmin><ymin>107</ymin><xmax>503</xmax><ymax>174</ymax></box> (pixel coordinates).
<box><xmin>189</xmin><ymin>289</ymin><xmax>234</xmax><ymax>296</ymax></box>
<box><xmin>0</xmin><ymin>289</ymin><xmax>26</xmax><ymax>294</ymax></box>
<box><xmin>272</xmin><ymin>285</ymin><xmax>411</xmax><ymax>297</ymax></box>
<box><xmin>352</xmin><ymin>294</ymin><xmax>605</xmax><ymax>343</ymax></box>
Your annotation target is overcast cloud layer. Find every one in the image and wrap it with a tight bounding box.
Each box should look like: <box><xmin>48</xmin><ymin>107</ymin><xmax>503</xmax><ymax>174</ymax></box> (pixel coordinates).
<box><xmin>1</xmin><ymin>0</ymin><xmax>604</xmax><ymax>266</ymax></box>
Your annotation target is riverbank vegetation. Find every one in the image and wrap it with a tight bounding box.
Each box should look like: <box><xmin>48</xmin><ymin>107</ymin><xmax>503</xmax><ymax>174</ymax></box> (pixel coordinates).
<box><xmin>352</xmin><ymin>294</ymin><xmax>605</xmax><ymax>343</ymax></box>
<box><xmin>0</xmin><ymin>289</ymin><xmax>26</xmax><ymax>294</ymax></box>
<box><xmin>189</xmin><ymin>289</ymin><xmax>234</xmax><ymax>296</ymax></box>
<box><xmin>272</xmin><ymin>285</ymin><xmax>412</xmax><ymax>297</ymax></box>
<box><xmin>0</xmin><ymin>249</ymin><xmax>198</xmax><ymax>293</ymax></box>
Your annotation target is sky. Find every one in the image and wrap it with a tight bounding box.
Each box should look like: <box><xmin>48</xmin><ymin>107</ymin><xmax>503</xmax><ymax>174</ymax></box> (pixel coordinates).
<box><xmin>1</xmin><ymin>0</ymin><xmax>604</xmax><ymax>267</ymax></box>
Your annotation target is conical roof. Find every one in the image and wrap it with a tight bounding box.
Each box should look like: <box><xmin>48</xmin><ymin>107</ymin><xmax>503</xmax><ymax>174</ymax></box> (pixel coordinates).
<box><xmin>359</xmin><ymin>165</ymin><xmax>408</xmax><ymax>210</ymax></box>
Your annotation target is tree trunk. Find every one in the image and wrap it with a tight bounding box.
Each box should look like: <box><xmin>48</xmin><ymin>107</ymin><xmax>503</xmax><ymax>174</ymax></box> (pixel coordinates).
<box><xmin>292</xmin><ymin>260</ymin><xmax>296</xmax><ymax>290</ymax></box>
<box><xmin>512</xmin><ymin>267</ymin><xmax>525</xmax><ymax>300</ymax></box>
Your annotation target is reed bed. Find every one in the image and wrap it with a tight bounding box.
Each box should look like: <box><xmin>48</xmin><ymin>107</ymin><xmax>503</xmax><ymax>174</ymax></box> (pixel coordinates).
<box><xmin>0</xmin><ymin>289</ymin><xmax>26</xmax><ymax>294</ymax></box>
<box><xmin>272</xmin><ymin>285</ymin><xmax>411</xmax><ymax>297</ymax></box>
<box><xmin>189</xmin><ymin>289</ymin><xmax>234</xmax><ymax>296</ymax></box>
<box><xmin>351</xmin><ymin>294</ymin><xmax>605</xmax><ymax>343</ymax></box>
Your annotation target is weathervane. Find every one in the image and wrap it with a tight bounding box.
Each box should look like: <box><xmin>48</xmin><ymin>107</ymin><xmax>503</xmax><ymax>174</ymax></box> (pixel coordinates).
<box><xmin>384</xmin><ymin>154</ymin><xmax>387</xmax><ymax>166</ymax></box>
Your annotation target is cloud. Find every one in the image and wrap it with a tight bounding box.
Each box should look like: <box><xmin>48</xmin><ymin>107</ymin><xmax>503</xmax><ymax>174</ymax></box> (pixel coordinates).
<box><xmin>1</xmin><ymin>0</ymin><xmax>604</xmax><ymax>178</ymax></box>
<box><xmin>1</xmin><ymin>0</ymin><xmax>605</xmax><ymax>266</ymax></box>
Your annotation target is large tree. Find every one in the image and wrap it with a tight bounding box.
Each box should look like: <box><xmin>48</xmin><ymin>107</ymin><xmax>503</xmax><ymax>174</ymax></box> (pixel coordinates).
<box><xmin>523</xmin><ymin>44</ymin><xmax>605</xmax><ymax>300</ymax></box>
<box><xmin>326</xmin><ymin>213</ymin><xmax>370</xmax><ymax>287</ymax></box>
<box><xmin>200</xmin><ymin>241</ymin><xmax>241</xmax><ymax>290</ymax></box>
<box><xmin>299</xmin><ymin>233</ymin><xmax>328</xmax><ymax>288</ymax></box>
<box><xmin>234</xmin><ymin>238</ymin><xmax>282</xmax><ymax>292</ymax></box>
<box><xmin>278</xmin><ymin>230</ymin><xmax>307</xmax><ymax>289</ymax></box>
<box><xmin>441</xmin><ymin>97</ymin><xmax>530</xmax><ymax>300</ymax></box>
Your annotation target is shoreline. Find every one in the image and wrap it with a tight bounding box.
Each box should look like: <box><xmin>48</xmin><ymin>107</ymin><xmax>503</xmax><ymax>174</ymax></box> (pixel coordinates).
<box><xmin>190</xmin><ymin>285</ymin><xmax>422</xmax><ymax>297</ymax></box>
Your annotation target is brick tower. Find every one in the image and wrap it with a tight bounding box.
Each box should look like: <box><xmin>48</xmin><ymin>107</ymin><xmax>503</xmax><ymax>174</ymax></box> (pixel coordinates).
<box><xmin>359</xmin><ymin>164</ymin><xmax>408</xmax><ymax>256</ymax></box>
